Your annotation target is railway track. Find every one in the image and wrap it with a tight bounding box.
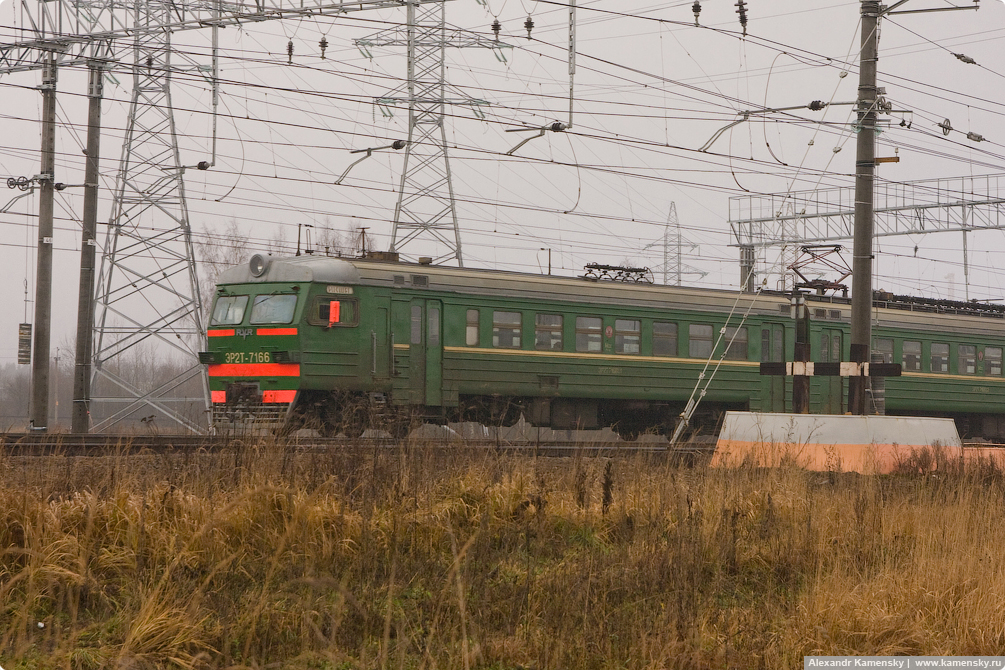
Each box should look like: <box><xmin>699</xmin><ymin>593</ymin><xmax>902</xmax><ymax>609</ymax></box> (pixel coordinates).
<box><xmin>0</xmin><ymin>431</ymin><xmax>715</xmax><ymax>460</ymax></box>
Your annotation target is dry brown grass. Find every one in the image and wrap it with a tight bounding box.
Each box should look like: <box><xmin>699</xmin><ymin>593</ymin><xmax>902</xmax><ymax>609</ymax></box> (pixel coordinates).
<box><xmin>3</xmin><ymin>439</ymin><xmax>1005</xmax><ymax>669</ymax></box>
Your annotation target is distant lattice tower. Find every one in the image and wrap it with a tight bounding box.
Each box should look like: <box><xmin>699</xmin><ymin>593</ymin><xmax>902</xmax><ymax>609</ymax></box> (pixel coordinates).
<box><xmin>647</xmin><ymin>202</ymin><xmax>706</xmax><ymax>286</ymax></box>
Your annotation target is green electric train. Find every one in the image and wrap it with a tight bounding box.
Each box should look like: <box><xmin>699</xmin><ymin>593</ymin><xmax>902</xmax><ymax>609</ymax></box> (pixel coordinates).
<box><xmin>199</xmin><ymin>253</ymin><xmax>1005</xmax><ymax>439</ymax></box>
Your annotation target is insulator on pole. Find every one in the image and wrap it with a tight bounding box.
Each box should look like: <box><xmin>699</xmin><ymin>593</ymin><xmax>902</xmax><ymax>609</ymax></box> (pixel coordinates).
<box><xmin>692</xmin><ymin>1</ymin><xmax>701</xmax><ymax>26</ymax></box>
<box><xmin>320</xmin><ymin>36</ymin><xmax>328</xmax><ymax>59</ymax></box>
<box><xmin>735</xmin><ymin>0</ymin><xmax>748</xmax><ymax>36</ymax></box>
<box><xmin>287</xmin><ymin>39</ymin><xmax>294</xmax><ymax>64</ymax></box>
<box><xmin>524</xmin><ymin>16</ymin><xmax>534</xmax><ymax>39</ymax></box>
<box><xmin>491</xmin><ymin>18</ymin><xmax>501</xmax><ymax>40</ymax></box>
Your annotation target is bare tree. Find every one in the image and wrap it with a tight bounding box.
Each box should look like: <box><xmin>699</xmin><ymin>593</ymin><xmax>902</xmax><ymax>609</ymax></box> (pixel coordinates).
<box><xmin>194</xmin><ymin>218</ymin><xmax>255</xmax><ymax>320</ymax></box>
<box><xmin>313</xmin><ymin>216</ymin><xmax>362</xmax><ymax>257</ymax></box>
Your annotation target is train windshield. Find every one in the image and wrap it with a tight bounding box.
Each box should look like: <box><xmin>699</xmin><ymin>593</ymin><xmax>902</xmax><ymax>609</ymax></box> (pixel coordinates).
<box><xmin>250</xmin><ymin>294</ymin><xmax>298</xmax><ymax>324</ymax></box>
<box><xmin>210</xmin><ymin>295</ymin><xmax>249</xmax><ymax>325</ymax></box>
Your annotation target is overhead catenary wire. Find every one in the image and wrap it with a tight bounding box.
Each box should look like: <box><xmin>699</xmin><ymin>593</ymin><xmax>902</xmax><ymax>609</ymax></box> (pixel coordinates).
<box><xmin>0</xmin><ymin>2</ymin><xmax>1000</xmax><ymax>291</ymax></box>
<box><xmin>668</xmin><ymin>276</ymin><xmax>766</xmax><ymax>447</ymax></box>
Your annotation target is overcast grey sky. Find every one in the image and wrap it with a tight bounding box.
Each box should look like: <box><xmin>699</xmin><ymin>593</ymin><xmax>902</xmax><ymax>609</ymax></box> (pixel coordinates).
<box><xmin>1</xmin><ymin>0</ymin><xmax>1004</xmax><ymax>365</ymax></box>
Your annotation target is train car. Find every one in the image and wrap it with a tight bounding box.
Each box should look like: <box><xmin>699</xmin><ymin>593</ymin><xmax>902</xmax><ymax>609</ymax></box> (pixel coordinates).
<box><xmin>199</xmin><ymin>253</ymin><xmax>1005</xmax><ymax>439</ymax></box>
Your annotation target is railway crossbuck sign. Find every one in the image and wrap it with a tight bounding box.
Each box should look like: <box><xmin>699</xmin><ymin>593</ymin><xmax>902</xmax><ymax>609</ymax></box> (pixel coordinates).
<box><xmin>760</xmin><ymin>362</ymin><xmax>902</xmax><ymax>378</ymax></box>
<box><xmin>760</xmin><ymin>360</ymin><xmax>902</xmax><ymax>415</ymax></box>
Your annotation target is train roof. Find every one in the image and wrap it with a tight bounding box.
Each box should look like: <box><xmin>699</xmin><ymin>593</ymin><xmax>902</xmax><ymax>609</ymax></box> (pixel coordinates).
<box><xmin>216</xmin><ymin>254</ymin><xmax>1005</xmax><ymax>336</ymax></box>
<box><xmin>216</xmin><ymin>254</ymin><xmax>792</xmax><ymax>314</ymax></box>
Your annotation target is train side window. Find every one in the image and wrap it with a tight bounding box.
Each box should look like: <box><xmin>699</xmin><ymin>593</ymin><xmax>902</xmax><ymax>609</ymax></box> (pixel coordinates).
<box><xmin>493</xmin><ymin>311</ymin><xmax>522</xmax><ymax>348</ymax></box>
<box><xmin>614</xmin><ymin>319</ymin><xmax>640</xmax><ymax>354</ymax></box>
<box><xmin>874</xmin><ymin>338</ymin><xmax>893</xmax><ymax>363</ymax></box>
<box><xmin>689</xmin><ymin>324</ymin><xmax>713</xmax><ymax>359</ymax></box>
<box><xmin>410</xmin><ymin>305</ymin><xmax>422</xmax><ymax>344</ymax></box>
<box><xmin>902</xmin><ymin>340</ymin><xmax>922</xmax><ymax>371</ymax></box>
<box><xmin>986</xmin><ymin>347</ymin><xmax>1003</xmax><ymax>376</ymax></box>
<box><xmin>211</xmin><ymin>295</ymin><xmax>249</xmax><ymax>326</ymax></box>
<box><xmin>428</xmin><ymin>308</ymin><xmax>440</xmax><ymax>346</ymax></box>
<box><xmin>931</xmin><ymin>342</ymin><xmax>949</xmax><ymax>372</ymax></box>
<box><xmin>250</xmin><ymin>294</ymin><xmax>298</xmax><ymax>324</ymax></box>
<box><xmin>535</xmin><ymin>314</ymin><xmax>563</xmax><ymax>351</ymax></box>
<box><xmin>724</xmin><ymin>327</ymin><xmax>748</xmax><ymax>360</ymax></box>
<box><xmin>576</xmin><ymin>317</ymin><xmax>602</xmax><ymax>352</ymax></box>
<box><xmin>310</xmin><ymin>297</ymin><xmax>358</xmax><ymax>327</ymax></box>
<box><xmin>466</xmin><ymin>309</ymin><xmax>479</xmax><ymax>346</ymax></box>
<box><xmin>958</xmin><ymin>345</ymin><xmax>976</xmax><ymax>374</ymax></box>
<box><xmin>653</xmin><ymin>322</ymin><xmax>677</xmax><ymax>356</ymax></box>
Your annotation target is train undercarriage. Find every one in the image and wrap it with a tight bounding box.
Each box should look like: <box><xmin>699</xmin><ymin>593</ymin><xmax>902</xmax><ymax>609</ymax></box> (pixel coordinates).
<box><xmin>214</xmin><ymin>389</ymin><xmax>743</xmax><ymax>440</ymax></box>
<box><xmin>213</xmin><ymin>388</ymin><xmax>1005</xmax><ymax>444</ymax></box>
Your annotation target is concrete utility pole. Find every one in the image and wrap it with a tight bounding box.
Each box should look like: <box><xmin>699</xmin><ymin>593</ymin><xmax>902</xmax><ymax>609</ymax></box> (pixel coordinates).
<box><xmin>846</xmin><ymin>0</ymin><xmax>980</xmax><ymax>414</ymax></box>
<box><xmin>71</xmin><ymin>62</ymin><xmax>104</xmax><ymax>434</ymax></box>
<box><xmin>847</xmin><ymin>0</ymin><xmax>880</xmax><ymax>415</ymax></box>
<box><xmin>29</xmin><ymin>53</ymin><xmax>57</xmax><ymax>431</ymax></box>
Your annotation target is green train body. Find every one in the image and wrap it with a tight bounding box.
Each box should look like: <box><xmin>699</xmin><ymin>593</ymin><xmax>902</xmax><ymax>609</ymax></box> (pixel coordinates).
<box><xmin>201</xmin><ymin>254</ymin><xmax>1005</xmax><ymax>439</ymax></box>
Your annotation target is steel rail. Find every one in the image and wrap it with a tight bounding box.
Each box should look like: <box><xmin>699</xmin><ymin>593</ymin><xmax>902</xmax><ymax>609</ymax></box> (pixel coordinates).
<box><xmin>0</xmin><ymin>432</ymin><xmax>714</xmax><ymax>459</ymax></box>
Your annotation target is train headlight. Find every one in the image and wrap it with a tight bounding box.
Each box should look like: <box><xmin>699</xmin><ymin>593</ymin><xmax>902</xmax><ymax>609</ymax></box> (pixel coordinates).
<box><xmin>249</xmin><ymin>254</ymin><xmax>269</xmax><ymax>277</ymax></box>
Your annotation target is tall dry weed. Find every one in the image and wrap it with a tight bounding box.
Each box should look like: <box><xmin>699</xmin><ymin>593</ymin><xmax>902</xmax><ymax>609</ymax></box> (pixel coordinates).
<box><xmin>4</xmin><ymin>437</ymin><xmax>1005</xmax><ymax>669</ymax></box>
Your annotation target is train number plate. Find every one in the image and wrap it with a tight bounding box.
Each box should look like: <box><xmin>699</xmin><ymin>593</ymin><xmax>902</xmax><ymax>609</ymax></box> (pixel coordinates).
<box><xmin>326</xmin><ymin>285</ymin><xmax>353</xmax><ymax>294</ymax></box>
<box><xmin>224</xmin><ymin>351</ymin><xmax>272</xmax><ymax>364</ymax></box>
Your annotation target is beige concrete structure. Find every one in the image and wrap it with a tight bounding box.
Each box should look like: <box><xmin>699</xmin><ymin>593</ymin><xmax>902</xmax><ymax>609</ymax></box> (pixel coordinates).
<box><xmin>710</xmin><ymin>411</ymin><xmax>996</xmax><ymax>474</ymax></box>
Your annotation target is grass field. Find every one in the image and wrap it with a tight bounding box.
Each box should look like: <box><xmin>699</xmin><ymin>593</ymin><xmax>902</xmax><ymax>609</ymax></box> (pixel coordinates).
<box><xmin>2</xmin><ymin>440</ymin><xmax>1005</xmax><ymax>669</ymax></box>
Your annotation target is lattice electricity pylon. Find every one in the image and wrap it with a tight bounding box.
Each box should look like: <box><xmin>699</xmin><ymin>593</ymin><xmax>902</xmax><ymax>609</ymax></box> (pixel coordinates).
<box><xmin>356</xmin><ymin>2</ymin><xmax>510</xmax><ymax>266</ymax></box>
<box><xmin>90</xmin><ymin>21</ymin><xmax>208</xmax><ymax>433</ymax></box>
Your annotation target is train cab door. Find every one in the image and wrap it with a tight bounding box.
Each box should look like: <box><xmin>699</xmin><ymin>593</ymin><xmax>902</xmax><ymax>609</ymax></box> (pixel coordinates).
<box><xmin>372</xmin><ymin>305</ymin><xmax>390</xmax><ymax>380</ymax></box>
<box><xmin>406</xmin><ymin>299</ymin><xmax>443</xmax><ymax>406</ymax></box>
<box><xmin>818</xmin><ymin>328</ymin><xmax>844</xmax><ymax>414</ymax></box>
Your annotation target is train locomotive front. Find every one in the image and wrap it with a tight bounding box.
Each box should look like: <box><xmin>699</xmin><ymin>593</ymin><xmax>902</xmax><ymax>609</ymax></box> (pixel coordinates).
<box><xmin>201</xmin><ymin>254</ymin><xmax>378</xmax><ymax>434</ymax></box>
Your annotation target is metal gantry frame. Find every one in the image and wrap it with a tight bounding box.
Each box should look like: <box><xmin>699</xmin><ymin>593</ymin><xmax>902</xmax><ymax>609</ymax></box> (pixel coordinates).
<box><xmin>730</xmin><ymin>173</ymin><xmax>1005</xmax><ymax>290</ymax></box>
<box><xmin>356</xmin><ymin>1</ymin><xmax>510</xmax><ymax>266</ymax></box>
<box><xmin>1</xmin><ymin>0</ymin><xmax>444</xmax><ymax>73</ymax></box>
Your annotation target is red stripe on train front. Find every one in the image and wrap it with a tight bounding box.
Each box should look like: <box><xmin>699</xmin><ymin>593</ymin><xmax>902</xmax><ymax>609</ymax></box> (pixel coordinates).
<box><xmin>257</xmin><ymin>327</ymin><xmax>297</xmax><ymax>336</ymax></box>
<box><xmin>262</xmin><ymin>389</ymin><xmax>297</xmax><ymax>403</ymax></box>
<box><xmin>207</xmin><ymin>329</ymin><xmax>235</xmax><ymax>337</ymax></box>
<box><xmin>211</xmin><ymin>390</ymin><xmax>227</xmax><ymax>403</ymax></box>
<box><xmin>207</xmin><ymin>363</ymin><xmax>301</xmax><ymax>377</ymax></box>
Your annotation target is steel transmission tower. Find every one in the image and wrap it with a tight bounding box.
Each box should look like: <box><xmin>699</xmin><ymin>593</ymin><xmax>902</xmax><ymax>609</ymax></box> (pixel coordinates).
<box><xmin>90</xmin><ymin>19</ymin><xmax>208</xmax><ymax>432</ymax></box>
<box><xmin>357</xmin><ymin>2</ymin><xmax>509</xmax><ymax>266</ymax></box>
